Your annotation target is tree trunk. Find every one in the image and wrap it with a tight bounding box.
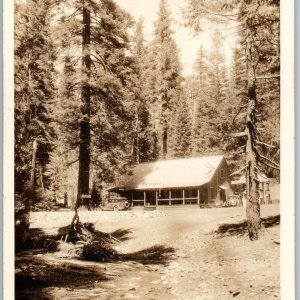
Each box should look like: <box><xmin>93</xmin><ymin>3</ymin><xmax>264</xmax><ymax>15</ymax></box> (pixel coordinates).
<box><xmin>77</xmin><ymin>4</ymin><xmax>91</xmax><ymax>209</ymax></box>
<box><xmin>133</xmin><ymin>113</ymin><xmax>140</xmax><ymax>164</ymax></box>
<box><xmin>245</xmin><ymin>27</ymin><xmax>261</xmax><ymax>240</ymax></box>
<box><xmin>30</xmin><ymin>140</ymin><xmax>37</xmax><ymax>200</ymax></box>
<box><xmin>162</xmin><ymin>128</ymin><xmax>168</xmax><ymax>159</ymax></box>
<box><xmin>245</xmin><ymin>110</ymin><xmax>261</xmax><ymax>240</ymax></box>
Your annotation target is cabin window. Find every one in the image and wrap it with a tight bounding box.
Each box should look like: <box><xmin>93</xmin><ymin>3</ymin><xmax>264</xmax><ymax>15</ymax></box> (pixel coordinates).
<box><xmin>132</xmin><ymin>191</ymin><xmax>144</xmax><ymax>200</ymax></box>
<box><xmin>185</xmin><ymin>189</ymin><xmax>197</xmax><ymax>198</ymax></box>
<box><xmin>171</xmin><ymin>189</ymin><xmax>183</xmax><ymax>199</ymax></box>
<box><xmin>159</xmin><ymin>190</ymin><xmax>169</xmax><ymax>199</ymax></box>
<box><xmin>220</xmin><ymin>169</ymin><xmax>225</xmax><ymax>178</ymax></box>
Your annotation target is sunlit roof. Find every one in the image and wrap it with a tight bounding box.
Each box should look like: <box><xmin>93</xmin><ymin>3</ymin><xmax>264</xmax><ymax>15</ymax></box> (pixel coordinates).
<box><xmin>113</xmin><ymin>155</ymin><xmax>225</xmax><ymax>190</ymax></box>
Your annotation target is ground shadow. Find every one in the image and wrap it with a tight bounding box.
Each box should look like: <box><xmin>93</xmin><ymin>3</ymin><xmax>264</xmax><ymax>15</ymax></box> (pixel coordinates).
<box><xmin>262</xmin><ymin>215</ymin><xmax>280</xmax><ymax>228</ymax></box>
<box><xmin>213</xmin><ymin>214</ymin><xmax>280</xmax><ymax>237</ymax></box>
<box><xmin>27</xmin><ymin>224</ymin><xmax>174</xmax><ymax>265</ymax></box>
<box><xmin>16</xmin><ymin>244</ymin><xmax>175</xmax><ymax>299</ymax></box>
<box><xmin>81</xmin><ymin>244</ymin><xmax>175</xmax><ymax>266</ymax></box>
<box><xmin>122</xmin><ymin>245</ymin><xmax>176</xmax><ymax>265</ymax></box>
<box><xmin>109</xmin><ymin>228</ymin><xmax>133</xmax><ymax>242</ymax></box>
<box><xmin>17</xmin><ymin>219</ymin><xmax>176</xmax><ymax>296</ymax></box>
<box><xmin>15</xmin><ymin>255</ymin><xmax>108</xmax><ymax>299</ymax></box>
<box><xmin>17</xmin><ymin>223</ymin><xmax>175</xmax><ymax>298</ymax></box>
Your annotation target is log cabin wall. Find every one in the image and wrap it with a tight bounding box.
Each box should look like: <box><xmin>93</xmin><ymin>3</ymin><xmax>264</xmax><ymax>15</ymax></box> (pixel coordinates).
<box><xmin>208</xmin><ymin>158</ymin><xmax>232</xmax><ymax>205</ymax></box>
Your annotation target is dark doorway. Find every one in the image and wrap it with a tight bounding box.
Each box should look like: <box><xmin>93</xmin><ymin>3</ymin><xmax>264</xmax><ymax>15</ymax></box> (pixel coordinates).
<box><xmin>200</xmin><ymin>188</ymin><xmax>208</xmax><ymax>204</ymax></box>
<box><xmin>219</xmin><ymin>189</ymin><xmax>226</xmax><ymax>203</ymax></box>
<box><xmin>145</xmin><ymin>191</ymin><xmax>156</xmax><ymax>206</ymax></box>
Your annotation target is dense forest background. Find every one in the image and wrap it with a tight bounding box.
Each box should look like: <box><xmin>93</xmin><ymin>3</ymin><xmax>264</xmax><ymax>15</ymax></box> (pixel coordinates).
<box><xmin>14</xmin><ymin>0</ymin><xmax>280</xmax><ymax>210</ymax></box>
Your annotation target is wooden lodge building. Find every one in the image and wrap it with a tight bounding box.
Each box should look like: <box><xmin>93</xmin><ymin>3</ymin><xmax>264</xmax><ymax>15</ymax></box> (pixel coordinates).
<box><xmin>109</xmin><ymin>155</ymin><xmax>232</xmax><ymax>208</ymax></box>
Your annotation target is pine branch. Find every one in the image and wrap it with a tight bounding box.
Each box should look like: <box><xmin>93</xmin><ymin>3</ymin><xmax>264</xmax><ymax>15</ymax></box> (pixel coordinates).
<box><xmin>94</xmin><ymin>51</ymin><xmax>113</xmax><ymax>75</ymax></box>
<box><xmin>66</xmin><ymin>158</ymin><xmax>79</xmax><ymax>167</ymax></box>
<box><xmin>258</xmin><ymin>159</ymin><xmax>280</xmax><ymax>170</ymax></box>
<box><xmin>231</xmin><ymin>131</ymin><xmax>247</xmax><ymax>137</ymax></box>
<box><xmin>231</xmin><ymin>164</ymin><xmax>247</xmax><ymax>176</ymax></box>
<box><xmin>256</xmin><ymin>74</ymin><xmax>280</xmax><ymax>80</ymax></box>
<box><xmin>256</xmin><ymin>141</ymin><xmax>276</xmax><ymax>149</ymax></box>
<box><xmin>90</xmin><ymin>54</ymin><xmax>109</xmax><ymax>73</ymax></box>
<box><xmin>232</xmin><ymin>104</ymin><xmax>247</xmax><ymax>125</ymax></box>
<box><xmin>255</xmin><ymin>150</ymin><xmax>280</xmax><ymax>170</ymax></box>
<box><xmin>195</xmin><ymin>5</ymin><xmax>239</xmax><ymax>21</ymax></box>
<box><xmin>67</xmin><ymin>82</ymin><xmax>80</xmax><ymax>91</ymax></box>
<box><xmin>107</xmin><ymin>86</ymin><xmax>121</xmax><ymax>99</ymax></box>
<box><xmin>62</xmin><ymin>7</ymin><xmax>82</xmax><ymax>21</ymax></box>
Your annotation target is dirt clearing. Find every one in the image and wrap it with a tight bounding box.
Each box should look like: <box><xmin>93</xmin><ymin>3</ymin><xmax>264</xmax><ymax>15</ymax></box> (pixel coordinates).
<box><xmin>16</xmin><ymin>205</ymin><xmax>280</xmax><ymax>299</ymax></box>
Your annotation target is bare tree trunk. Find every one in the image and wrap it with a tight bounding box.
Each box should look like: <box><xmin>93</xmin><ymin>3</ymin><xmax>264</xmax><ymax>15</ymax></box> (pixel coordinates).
<box><xmin>245</xmin><ymin>99</ymin><xmax>261</xmax><ymax>240</ymax></box>
<box><xmin>245</xmin><ymin>27</ymin><xmax>262</xmax><ymax>240</ymax></box>
<box><xmin>77</xmin><ymin>4</ymin><xmax>91</xmax><ymax>210</ymax></box>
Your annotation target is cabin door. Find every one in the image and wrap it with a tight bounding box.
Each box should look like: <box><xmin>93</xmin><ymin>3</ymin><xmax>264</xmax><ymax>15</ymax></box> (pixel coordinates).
<box><xmin>219</xmin><ymin>189</ymin><xmax>226</xmax><ymax>203</ymax></box>
<box><xmin>200</xmin><ymin>188</ymin><xmax>208</xmax><ymax>204</ymax></box>
<box><xmin>145</xmin><ymin>191</ymin><xmax>156</xmax><ymax>206</ymax></box>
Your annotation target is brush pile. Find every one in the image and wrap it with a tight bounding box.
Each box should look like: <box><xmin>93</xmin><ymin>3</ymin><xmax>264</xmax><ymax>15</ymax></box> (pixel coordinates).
<box><xmin>18</xmin><ymin>209</ymin><xmax>175</xmax><ymax>270</ymax></box>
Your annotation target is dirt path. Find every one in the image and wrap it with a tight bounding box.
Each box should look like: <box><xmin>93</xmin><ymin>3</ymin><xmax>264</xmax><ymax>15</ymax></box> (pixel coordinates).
<box><xmin>18</xmin><ymin>205</ymin><xmax>280</xmax><ymax>299</ymax></box>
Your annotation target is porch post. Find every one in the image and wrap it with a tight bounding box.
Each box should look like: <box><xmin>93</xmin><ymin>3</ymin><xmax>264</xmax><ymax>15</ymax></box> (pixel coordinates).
<box><xmin>155</xmin><ymin>191</ymin><xmax>158</xmax><ymax>206</ymax></box>
<box><xmin>144</xmin><ymin>191</ymin><xmax>146</xmax><ymax>206</ymax></box>
<box><xmin>169</xmin><ymin>190</ymin><xmax>171</xmax><ymax>205</ymax></box>
<box><xmin>183</xmin><ymin>189</ymin><xmax>185</xmax><ymax>205</ymax></box>
<box><xmin>197</xmin><ymin>189</ymin><xmax>200</xmax><ymax>206</ymax></box>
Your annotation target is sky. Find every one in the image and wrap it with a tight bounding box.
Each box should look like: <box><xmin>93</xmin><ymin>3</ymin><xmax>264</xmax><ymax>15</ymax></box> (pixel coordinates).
<box><xmin>114</xmin><ymin>0</ymin><xmax>237</xmax><ymax>77</ymax></box>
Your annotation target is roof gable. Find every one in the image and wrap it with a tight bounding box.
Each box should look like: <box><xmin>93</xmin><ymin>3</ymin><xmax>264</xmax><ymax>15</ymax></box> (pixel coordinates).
<box><xmin>114</xmin><ymin>155</ymin><xmax>225</xmax><ymax>190</ymax></box>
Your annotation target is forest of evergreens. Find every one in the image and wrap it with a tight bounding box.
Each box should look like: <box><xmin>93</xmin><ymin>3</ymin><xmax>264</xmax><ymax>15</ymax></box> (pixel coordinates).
<box><xmin>15</xmin><ymin>0</ymin><xmax>280</xmax><ymax>239</ymax></box>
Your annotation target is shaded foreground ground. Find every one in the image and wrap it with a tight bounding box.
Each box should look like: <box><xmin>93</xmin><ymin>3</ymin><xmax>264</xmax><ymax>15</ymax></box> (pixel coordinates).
<box><xmin>16</xmin><ymin>205</ymin><xmax>280</xmax><ymax>300</ymax></box>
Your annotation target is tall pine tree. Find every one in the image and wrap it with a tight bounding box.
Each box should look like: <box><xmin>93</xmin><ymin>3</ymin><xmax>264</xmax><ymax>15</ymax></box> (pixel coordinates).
<box><xmin>15</xmin><ymin>0</ymin><xmax>56</xmax><ymax>201</ymax></box>
<box><xmin>131</xmin><ymin>18</ymin><xmax>156</xmax><ymax>163</ymax></box>
<box><xmin>52</xmin><ymin>0</ymin><xmax>135</xmax><ymax>207</ymax></box>
<box><xmin>14</xmin><ymin>0</ymin><xmax>57</xmax><ymax>249</ymax></box>
<box><xmin>171</xmin><ymin>88</ymin><xmax>192</xmax><ymax>158</ymax></box>
<box><xmin>184</xmin><ymin>0</ymin><xmax>280</xmax><ymax>239</ymax></box>
<box><xmin>153</xmin><ymin>0</ymin><xmax>183</xmax><ymax>159</ymax></box>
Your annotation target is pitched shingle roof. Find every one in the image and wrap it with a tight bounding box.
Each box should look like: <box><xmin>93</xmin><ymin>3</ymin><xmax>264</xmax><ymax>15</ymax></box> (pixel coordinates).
<box><xmin>113</xmin><ymin>155</ymin><xmax>225</xmax><ymax>190</ymax></box>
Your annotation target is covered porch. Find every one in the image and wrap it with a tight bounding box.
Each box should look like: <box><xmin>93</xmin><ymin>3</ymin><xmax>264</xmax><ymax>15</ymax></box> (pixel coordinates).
<box><xmin>109</xmin><ymin>186</ymin><xmax>211</xmax><ymax>207</ymax></box>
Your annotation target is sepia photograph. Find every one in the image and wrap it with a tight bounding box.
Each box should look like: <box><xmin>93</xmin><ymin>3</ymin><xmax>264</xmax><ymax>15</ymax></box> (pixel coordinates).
<box><xmin>4</xmin><ymin>0</ymin><xmax>294</xmax><ymax>299</ymax></box>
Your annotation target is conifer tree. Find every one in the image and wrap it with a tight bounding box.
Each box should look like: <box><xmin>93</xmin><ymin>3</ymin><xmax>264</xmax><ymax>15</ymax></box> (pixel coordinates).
<box><xmin>53</xmin><ymin>0</ymin><xmax>135</xmax><ymax>208</ymax></box>
<box><xmin>141</xmin><ymin>43</ymin><xmax>161</xmax><ymax>160</ymax></box>
<box><xmin>207</xmin><ymin>30</ymin><xmax>228</xmax><ymax>105</ymax></box>
<box><xmin>15</xmin><ymin>0</ymin><xmax>56</xmax><ymax>201</ymax></box>
<box><xmin>46</xmin><ymin>55</ymin><xmax>79</xmax><ymax>206</ymax></box>
<box><xmin>184</xmin><ymin>0</ymin><xmax>280</xmax><ymax>240</ymax></box>
<box><xmin>131</xmin><ymin>18</ymin><xmax>155</xmax><ymax>163</ymax></box>
<box><xmin>224</xmin><ymin>43</ymin><xmax>248</xmax><ymax>171</ymax></box>
<box><xmin>14</xmin><ymin>0</ymin><xmax>57</xmax><ymax>249</ymax></box>
<box><xmin>171</xmin><ymin>90</ymin><xmax>192</xmax><ymax>158</ymax></box>
<box><xmin>153</xmin><ymin>0</ymin><xmax>183</xmax><ymax>159</ymax></box>
<box><xmin>191</xmin><ymin>44</ymin><xmax>226</xmax><ymax>155</ymax></box>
